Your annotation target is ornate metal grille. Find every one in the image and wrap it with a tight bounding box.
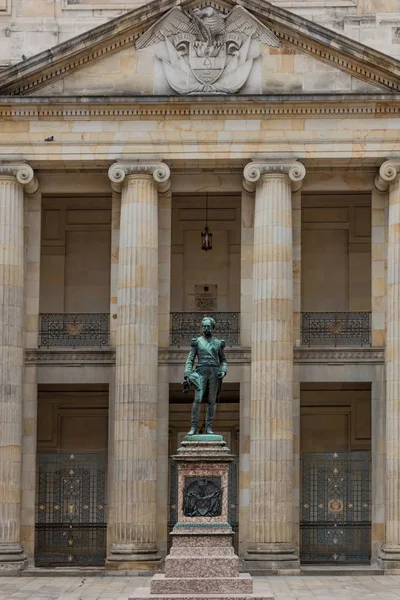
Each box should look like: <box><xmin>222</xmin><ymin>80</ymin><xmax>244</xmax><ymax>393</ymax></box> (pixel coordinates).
<box><xmin>35</xmin><ymin>453</ymin><xmax>106</xmax><ymax>566</ymax></box>
<box><xmin>301</xmin><ymin>312</ymin><xmax>371</xmax><ymax>347</ymax></box>
<box><xmin>39</xmin><ymin>313</ymin><xmax>109</xmax><ymax>347</ymax></box>
<box><xmin>300</xmin><ymin>452</ymin><xmax>371</xmax><ymax>563</ymax></box>
<box><xmin>170</xmin><ymin>312</ymin><xmax>239</xmax><ymax>347</ymax></box>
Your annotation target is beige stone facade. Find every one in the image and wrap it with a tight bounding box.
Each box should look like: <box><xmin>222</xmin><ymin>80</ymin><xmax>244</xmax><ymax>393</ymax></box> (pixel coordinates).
<box><xmin>0</xmin><ymin>0</ymin><xmax>399</xmax><ymax>576</ymax></box>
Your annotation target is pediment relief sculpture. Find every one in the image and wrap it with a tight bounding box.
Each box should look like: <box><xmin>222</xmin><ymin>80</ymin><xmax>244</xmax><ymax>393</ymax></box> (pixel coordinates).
<box><xmin>136</xmin><ymin>5</ymin><xmax>280</xmax><ymax>94</ymax></box>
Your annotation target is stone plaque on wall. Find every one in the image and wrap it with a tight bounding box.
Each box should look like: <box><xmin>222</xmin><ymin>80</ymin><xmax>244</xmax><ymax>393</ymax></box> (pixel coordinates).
<box><xmin>195</xmin><ymin>284</ymin><xmax>217</xmax><ymax>311</ymax></box>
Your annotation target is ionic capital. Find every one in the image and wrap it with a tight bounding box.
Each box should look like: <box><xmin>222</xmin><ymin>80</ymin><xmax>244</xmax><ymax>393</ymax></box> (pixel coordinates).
<box><xmin>0</xmin><ymin>163</ymin><xmax>39</xmax><ymax>195</ymax></box>
<box><xmin>375</xmin><ymin>160</ymin><xmax>400</xmax><ymax>192</ymax></box>
<box><xmin>108</xmin><ymin>161</ymin><xmax>171</xmax><ymax>194</ymax></box>
<box><xmin>243</xmin><ymin>160</ymin><xmax>306</xmax><ymax>193</ymax></box>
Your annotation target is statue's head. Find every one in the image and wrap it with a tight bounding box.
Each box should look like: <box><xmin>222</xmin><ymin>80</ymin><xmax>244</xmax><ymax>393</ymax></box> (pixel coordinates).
<box><xmin>202</xmin><ymin>317</ymin><xmax>215</xmax><ymax>338</ymax></box>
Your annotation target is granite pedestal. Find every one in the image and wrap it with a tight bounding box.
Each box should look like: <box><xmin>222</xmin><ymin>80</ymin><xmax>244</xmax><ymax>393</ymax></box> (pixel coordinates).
<box><xmin>130</xmin><ymin>436</ymin><xmax>273</xmax><ymax>600</ymax></box>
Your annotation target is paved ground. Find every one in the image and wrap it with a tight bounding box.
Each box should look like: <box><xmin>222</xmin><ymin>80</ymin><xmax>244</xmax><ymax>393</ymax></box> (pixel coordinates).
<box><xmin>2</xmin><ymin>576</ymin><xmax>400</xmax><ymax>600</ymax></box>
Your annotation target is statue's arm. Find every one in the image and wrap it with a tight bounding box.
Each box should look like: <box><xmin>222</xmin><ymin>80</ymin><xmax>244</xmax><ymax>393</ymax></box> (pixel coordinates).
<box><xmin>184</xmin><ymin>338</ymin><xmax>198</xmax><ymax>377</ymax></box>
<box><xmin>218</xmin><ymin>340</ymin><xmax>227</xmax><ymax>378</ymax></box>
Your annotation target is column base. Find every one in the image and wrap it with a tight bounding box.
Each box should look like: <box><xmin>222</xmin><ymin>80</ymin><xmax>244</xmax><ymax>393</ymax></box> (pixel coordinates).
<box><xmin>0</xmin><ymin>544</ymin><xmax>27</xmax><ymax>576</ymax></box>
<box><xmin>243</xmin><ymin>544</ymin><xmax>300</xmax><ymax>575</ymax></box>
<box><xmin>106</xmin><ymin>543</ymin><xmax>162</xmax><ymax>573</ymax></box>
<box><xmin>378</xmin><ymin>544</ymin><xmax>400</xmax><ymax>572</ymax></box>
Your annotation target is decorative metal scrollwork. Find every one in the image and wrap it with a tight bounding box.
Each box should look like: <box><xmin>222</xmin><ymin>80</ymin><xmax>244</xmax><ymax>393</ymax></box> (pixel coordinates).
<box><xmin>300</xmin><ymin>452</ymin><xmax>371</xmax><ymax>563</ymax></box>
<box><xmin>39</xmin><ymin>313</ymin><xmax>109</xmax><ymax>348</ymax></box>
<box><xmin>301</xmin><ymin>312</ymin><xmax>371</xmax><ymax>347</ymax></box>
<box><xmin>35</xmin><ymin>453</ymin><xmax>106</xmax><ymax>566</ymax></box>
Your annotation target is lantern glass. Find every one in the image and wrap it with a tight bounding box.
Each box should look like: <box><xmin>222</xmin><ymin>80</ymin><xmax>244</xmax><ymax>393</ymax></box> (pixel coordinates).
<box><xmin>201</xmin><ymin>226</ymin><xmax>213</xmax><ymax>252</ymax></box>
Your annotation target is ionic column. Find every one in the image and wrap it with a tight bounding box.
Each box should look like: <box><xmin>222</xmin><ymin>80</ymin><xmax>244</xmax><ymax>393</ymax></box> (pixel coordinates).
<box><xmin>21</xmin><ymin>185</ymin><xmax>42</xmax><ymax>565</ymax></box>
<box><xmin>157</xmin><ymin>185</ymin><xmax>172</xmax><ymax>559</ymax></box>
<box><xmin>106</xmin><ymin>162</ymin><xmax>170</xmax><ymax>571</ymax></box>
<box><xmin>243</xmin><ymin>160</ymin><xmax>305</xmax><ymax>573</ymax></box>
<box><xmin>375</xmin><ymin>160</ymin><xmax>400</xmax><ymax>570</ymax></box>
<box><xmin>0</xmin><ymin>163</ymin><xmax>38</xmax><ymax>574</ymax></box>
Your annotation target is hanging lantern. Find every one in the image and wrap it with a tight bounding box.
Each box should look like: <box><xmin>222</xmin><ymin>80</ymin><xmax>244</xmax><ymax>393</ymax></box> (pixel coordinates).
<box><xmin>201</xmin><ymin>194</ymin><xmax>213</xmax><ymax>252</ymax></box>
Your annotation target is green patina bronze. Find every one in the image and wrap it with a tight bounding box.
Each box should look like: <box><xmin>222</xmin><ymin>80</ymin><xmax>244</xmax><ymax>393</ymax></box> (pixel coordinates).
<box><xmin>183</xmin><ymin>316</ymin><xmax>227</xmax><ymax>436</ymax></box>
<box><xmin>184</xmin><ymin>434</ymin><xmax>223</xmax><ymax>442</ymax></box>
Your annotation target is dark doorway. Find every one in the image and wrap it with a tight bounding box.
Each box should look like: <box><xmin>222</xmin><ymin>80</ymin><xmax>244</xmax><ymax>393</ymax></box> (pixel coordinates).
<box><xmin>300</xmin><ymin>383</ymin><xmax>371</xmax><ymax>564</ymax></box>
<box><xmin>35</xmin><ymin>386</ymin><xmax>108</xmax><ymax>567</ymax></box>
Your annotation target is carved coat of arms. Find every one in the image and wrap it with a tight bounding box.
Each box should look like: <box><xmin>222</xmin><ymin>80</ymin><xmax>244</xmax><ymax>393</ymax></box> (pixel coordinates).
<box><xmin>136</xmin><ymin>6</ymin><xmax>281</xmax><ymax>94</ymax></box>
<box><xmin>183</xmin><ymin>477</ymin><xmax>222</xmax><ymax>517</ymax></box>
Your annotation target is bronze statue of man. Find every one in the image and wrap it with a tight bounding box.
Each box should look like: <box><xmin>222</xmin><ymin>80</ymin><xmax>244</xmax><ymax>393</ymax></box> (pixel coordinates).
<box><xmin>184</xmin><ymin>316</ymin><xmax>227</xmax><ymax>435</ymax></box>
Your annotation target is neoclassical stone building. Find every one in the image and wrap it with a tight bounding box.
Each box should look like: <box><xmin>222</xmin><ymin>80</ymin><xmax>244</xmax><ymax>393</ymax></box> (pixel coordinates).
<box><xmin>1</xmin><ymin>0</ymin><xmax>400</xmax><ymax>576</ymax></box>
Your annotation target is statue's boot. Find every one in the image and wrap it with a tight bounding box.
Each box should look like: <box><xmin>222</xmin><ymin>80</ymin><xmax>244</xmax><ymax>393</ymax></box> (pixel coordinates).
<box><xmin>205</xmin><ymin>401</ymin><xmax>216</xmax><ymax>435</ymax></box>
<box><xmin>189</xmin><ymin>401</ymin><xmax>201</xmax><ymax>436</ymax></box>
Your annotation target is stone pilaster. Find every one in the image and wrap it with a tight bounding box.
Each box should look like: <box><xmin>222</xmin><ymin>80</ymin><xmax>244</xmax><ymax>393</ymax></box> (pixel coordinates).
<box><xmin>240</xmin><ymin>187</ymin><xmax>254</xmax><ymax>349</ymax></box>
<box><xmin>242</xmin><ymin>160</ymin><xmax>305</xmax><ymax>574</ymax></box>
<box><xmin>376</xmin><ymin>160</ymin><xmax>400</xmax><ymax>571</ymax></box>
<box><xmin>0</xmin><ymin>163</ymin><xmax>38</xmax><ymax>574</ymax></box>
<box><xmin>371</xmin><ymin>186</ymin><xmax>386</xmax><ymax>347</ymax></box>
<box><xmin>110</xmin><ymin>190</ymin><xmax>121</xmax><ymax>348</ymax></box>
<box><xmin>239</xmin><ymin>186</ymin><xmax>253</xmax><ymax>559</ymax></box>
<box><xmin>106</xmin><ymin>162</ymin><xmax>170</xmax><ymax>572</ymax></box>
<box><xmin>158</xmin><ymin>188</ymin><xmax>172</xmax><ymax>349</ymax></box>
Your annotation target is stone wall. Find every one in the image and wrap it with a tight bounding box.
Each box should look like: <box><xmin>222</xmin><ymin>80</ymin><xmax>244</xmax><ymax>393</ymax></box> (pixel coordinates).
<box><xmin>171</xmin><ymin>195</ymin><xmax>241</xmax><ymax>313</ymax></box>
<box><xmin>40</xmin><ymin>197</ymin><xmax>111</xmax><ymax>313</ymax></box>
<box><xmin>301</xmin><ymin>194</ymin><xmax>372</xmax><ymax>312</ymax></box>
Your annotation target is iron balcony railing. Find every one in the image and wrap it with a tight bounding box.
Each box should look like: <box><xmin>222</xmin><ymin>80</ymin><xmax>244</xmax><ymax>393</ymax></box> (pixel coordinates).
<box><xmin>301</xmin><ymin>312</ymin><xmax>371</xmax><ymax>347</ymax></box>
<box><xmin>39</xmin><ymin>313</ymin><xmax>109</xmax><ymax>348</ymax></box>
<box><xmin>170</xmin><ymin>312</ymin><xmax>240</xmax><ymax>347</ymax></box>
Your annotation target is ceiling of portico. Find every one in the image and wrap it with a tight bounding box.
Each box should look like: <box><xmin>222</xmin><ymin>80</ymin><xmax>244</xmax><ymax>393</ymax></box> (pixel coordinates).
<box><xmin>0</xmin><ymin>0</ymin><xmax>398</xmax><ymax>97</ymax></box>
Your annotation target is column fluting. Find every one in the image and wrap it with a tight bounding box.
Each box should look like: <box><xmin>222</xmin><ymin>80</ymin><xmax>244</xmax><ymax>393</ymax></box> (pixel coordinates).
<box><xmin>243</xmin><ymin>161</ymin><xmax>305</xmax><ymax>573</ymax></box>
<box><xmin>107</xmin><ymin>162</ymin><xmax>170</xmax><ymax>570</ymax></box>
<box><xmin>376</xmin><ymin>160</ymin><xmax>400</xmax><ymax>569</ymax></box>
<box><xmin>0</xmin><ymin>163</ymin><xmax>38</xmax><ymax>573</ymax></box>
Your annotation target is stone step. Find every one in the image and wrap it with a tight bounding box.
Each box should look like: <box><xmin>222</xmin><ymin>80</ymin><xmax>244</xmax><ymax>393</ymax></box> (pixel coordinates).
<box><xmin>130</xmin><ymin>595</ymin><xmax>273</xmax><ymax>600</ymax></box>
<box><xmin>150</xmin><ymin>573</ymin><xmax>253</xmax><ymax>594</ymax></box>
<box><xmin>165</xmin><ymin>556</ymin><xmax>239</xmax><ymax>578</ymax></box>
<box><xmin>169</xmin><ymin>547</ymin><xmax>235</xmax><ymax>557</ymax></box>
<box><xmin>301</xmin><ymin>565</ymin><xmax>384</xmax><ymax>576</ymax></box>
<box><xmin>22</xmin><ymin>567</ymin><xmax>106</xmax><ymax>577</ymax></box>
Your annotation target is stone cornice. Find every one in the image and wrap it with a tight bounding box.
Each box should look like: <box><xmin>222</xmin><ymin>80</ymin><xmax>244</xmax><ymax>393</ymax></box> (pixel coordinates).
<box><xmin>108</xmin><ymin>161</ymin><xmax>171</xmax><ymax>193</ymax></box>
<box><xmin>375</xmin><ymin>160</ymin><xmax>400</xmax><ymax>192</ymax></box>
<box><xmin>0</xmin><ymin>0</ymin><xmax>399</xmax><ymax>96</ymax></box>
<box><xmin>0</xmin><ymin>94</ymin><xmax>399</xmax><ymax>120</ymax></box>
<box><xmin>25</xmin><ymin>349</ymin><xmax>116</xmax><ymax>365</ymax></box>
<box><xmin>0</xmin><ymin>163</ymin><xmax>39</xmax><ymax>194</ymax></box>
<box><xmin>25</xmin><ymin>346</ymin><xmax>384</xmax><ymax>365</ymax></box>
<box><xmin>294</xmin><ymin>347</ymin><xmax>384</xmax><ymax>363</ymax></box>
<box><xmin>243</xmin><ymin>160</ymin><xmax>306</xmax><ymax>192</ymax></box>
<box><xmin>158</xmin><ymin>348</ymin><xmax>251</xmax><ymax>364</ymax></box>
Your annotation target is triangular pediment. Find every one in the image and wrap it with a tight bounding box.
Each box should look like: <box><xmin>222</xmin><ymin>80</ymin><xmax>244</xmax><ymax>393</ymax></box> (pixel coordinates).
<box><xmin>0</xmin><ymin>0</ymin><xmax>399</xmax><ymax>97</ymax></box>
